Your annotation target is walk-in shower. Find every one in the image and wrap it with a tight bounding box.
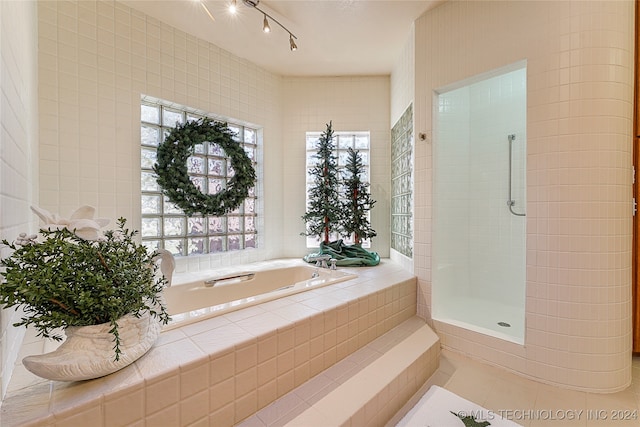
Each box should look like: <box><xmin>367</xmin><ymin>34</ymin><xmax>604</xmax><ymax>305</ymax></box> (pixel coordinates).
<box><xmin>432</xmin><ymin>62</ymin><xmax>527</xmax><ymax>344</ymax></box>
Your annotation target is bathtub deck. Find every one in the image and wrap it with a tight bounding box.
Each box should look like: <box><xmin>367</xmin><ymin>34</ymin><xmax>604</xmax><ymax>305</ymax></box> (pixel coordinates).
<box><xmin>1</xmin><ymin>259</ymin><xmax>423</xmax><ymax>427</ymax></box>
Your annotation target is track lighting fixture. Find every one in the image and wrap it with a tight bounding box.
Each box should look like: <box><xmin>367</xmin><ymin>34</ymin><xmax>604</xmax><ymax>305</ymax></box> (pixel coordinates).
<box><xmin>289</xmin><ymin>34</ymin><xmax>297</xmax><ymax>51</ymax></box>
<box><xmin>262</xmin><ymin>14</ymin><xmax>271</xmax><ymax>33</ymax></box>
<box><xmin>228</xmin><ymin>0</ymin><xmax>297</xmax><ymax>51</ymax></box>
<box><xmin>200</xmin><ymin>1</ymin><xmax>215</xmax><ymax>23</ymax></box>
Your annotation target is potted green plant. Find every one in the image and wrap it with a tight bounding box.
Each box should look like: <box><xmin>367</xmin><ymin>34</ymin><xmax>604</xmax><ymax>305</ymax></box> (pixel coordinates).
<box><xmin>0</xmin><ymin>206</ymin><xmax>171</xmax><ymax>381</ymax></box>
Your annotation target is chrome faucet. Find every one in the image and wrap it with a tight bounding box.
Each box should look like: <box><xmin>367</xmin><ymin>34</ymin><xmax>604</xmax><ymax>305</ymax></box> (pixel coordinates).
<box><xmin>308</xmin><ymin>254</ymin><xmax>332</xmax><ymax>269</ymax></box>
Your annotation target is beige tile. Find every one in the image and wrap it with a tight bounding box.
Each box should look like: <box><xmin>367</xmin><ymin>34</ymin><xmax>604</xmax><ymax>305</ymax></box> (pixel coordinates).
<box><xmin>257</xmin><ymin>393</ymin><xmax>306</xmax><ymax>426</ymax></box>
<box><xmin>190</xmin><ymin>323</ymin><xmax>253</xmax><ymax>354</ymax></box>
<box><xmin>210</xmin><ymin>402</ymin><xmax>235</xmax><ymax>427</ymax></box>
<box><xmin>483</xmin><ymin>375</ymin><xmax>539</xmax><ymax>414</ymax></box>
<box><xmin>144</xmin><ymin>404</ymin><xmax>179</xmax><ymax>427</ymax></box>
<box><xmin>258</xmin><ymin>357</ymin><xmax>277</xmax><ymax>387</ymax></box>
<box><xmin>180</xmin><ymin>359</ymin><xmax>209</xmax><ymax>399</ymax></box>
<box><xmin>236</xmin><ymin>340</ymin><xmax>258</xmax><ymax>373</ymax></box>
<box><xmin>444</xmin><ymin>367</ymin><xmax>497</xmax><ymax>407</ymax></box>
<box><xmin>300</xmin><ymin>295</ymin><xmax>343</xmax><ymax>312</ymax></box>
<box><xmin>275</xmin><ymin>303</ymin><xmax>321</xmax><ymax>323</ymax></box>
<box><xmin>145</xmin><ymin>373</ymin><xmax>180</xmax><ymax>415</ymax></box>
<box><xmin>236</xmin><ymin>414</ymin><xmax>267</xmax><ymax>427</ymax></box>
<box><xmin>53</xmin><ymin>402</ymin><xmax>102</xmax><ymax>427</ymax></box>
<box><xmin>258</xmin><ymin>332</ymin><xmax>278</xmax><ymax>364</ymax></box>
<box><xmin>277</xmin><ymin>370</ymin><xmax>295</xmax><ymax>397</ymax></box>
<box><xmin>178</xmin><ymin>315</ymin><xmax>231</xmax><ymax>337</ymax></box>
<box><xmin>294</xmin><ymin>362</ymin><xmax>310</xmax><ymax>388</ymax></box>
<box><xmin>585</xmin><ymin>389</ymin><xmax>638</xmax><ymax>411</ymax></box>
<box><xmin>283</xmin><ymin>405</ymin><xmax>334</xmax><ymax>427</ymax></box>
<box><xmin>294</xmin><ymin>320</ymin><xmax>311</xmax><ymax>346</ymax></box>
<box><xmin>179</xmin><ymin>389</ymin><xmax>209</xmax><ymax>426</ymax></box>
<box><xmin>103</xmin><ymin>386</ymin><xmax>144</xmax><ymax>426</ymax></box>
<box><xmin>223</xmin><ymin>305</ymin><xmax>268</xmax><ymax>323</ymax></box>
<box><xmin>258</xmin><ymin>379</ymin><xmax>278</xmax><ymax>409</ymax></box>
<box><xmin>235</xmin><ymin>390</ymin><xmax>258</xmax><ymax>424</ymax></box>
<box><xmin>294</xmin><ymin>373</ymin><xmax>336</xmax><ymax>404</ymax></box>
<box><xmin>135</xmin><ymin>337</ymin><xmax>205</xmax><ymax>381</ymax></box>
<box><xmin>277</xmin><ymin>349</ymin><xmax>294</xmax><ymax>376</ymax></box>
<box><xmin>323</xmin><ymin>358</ymin><xmax>358</xmax><ymax>384</ymax></box>
<box><xmin>211</xmin><ymin>377</ymin><xmax>235</xmax><ymax>412</ymax></box>
<box><xmin>534</xmin><ymin>383</ymin><xmax>587</xmax><ymax>412</ymax></box>
<box><xmin>236</xmin><ymin>312</ymin><xmax>292</xmax><ymax>337</ymax></box>
<box><xmin>278</xmin><ymin>326</ymin><xmax>295</xmax><ymax>353</ymax></box>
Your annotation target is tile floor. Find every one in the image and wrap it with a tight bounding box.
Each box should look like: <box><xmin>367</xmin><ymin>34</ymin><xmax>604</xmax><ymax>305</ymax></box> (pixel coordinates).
<box><xmin>390</xmin><ymin>350</ymin><xmax>640</xmax><ymax>427</ymax></box>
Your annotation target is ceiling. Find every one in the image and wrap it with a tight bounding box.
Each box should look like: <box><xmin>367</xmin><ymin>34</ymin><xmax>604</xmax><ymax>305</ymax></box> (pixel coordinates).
<box><xmin>121</xmin><ymin>0</ymin><xmax>442</xmax><ymax>76</ymax></box>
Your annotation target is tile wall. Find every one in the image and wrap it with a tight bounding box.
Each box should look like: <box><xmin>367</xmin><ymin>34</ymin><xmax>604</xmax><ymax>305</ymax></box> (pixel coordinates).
<box><xmin>281</xmin><ymin>76</ymin><xmax>392</xmax><ymax>258</ymax></box>
<box><xmin>36</xmin><ymin>0</ymin><xmax>395</xmax><ymax>269</ymax></box>
<box><xmin>0</xmin><ymin>0</ymin><xmax>38</xmax><ymax>398</ymax></box>
<box><xmin>410</xmin><ymin>0</ymin><xmax>634</xmax><ymax>392</ymax></box>
<box><xmin>36</xmin><ymin>0</ymin><xmax>283</xmax><ymax>274</ymax></box>
<box><xmin>390</xmin><ymin>25</ymin><xmax>416</xmax><ymax>275</ymax></box>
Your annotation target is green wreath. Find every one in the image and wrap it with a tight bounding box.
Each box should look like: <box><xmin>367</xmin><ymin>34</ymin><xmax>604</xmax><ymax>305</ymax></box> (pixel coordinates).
<box><xmin>153</xmin><ymin>118</ymin><xmax>256</xmax><ymax>216</ymax></box>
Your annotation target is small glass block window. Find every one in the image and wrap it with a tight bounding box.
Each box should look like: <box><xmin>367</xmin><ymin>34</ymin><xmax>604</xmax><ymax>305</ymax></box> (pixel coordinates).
<box><xmin>304</xmin><ymin>131</ymin><xmax>371</xmax><ymax>248</ymax></box>
<box><xmin>140</xmin><ymin>97</ymin><xmax>258</xmax><ymax>256</ymax></box>
<box><xmin>390</xmin><ymin>104</ymin><xmax>413</xmax><ymax>258</ymax></box>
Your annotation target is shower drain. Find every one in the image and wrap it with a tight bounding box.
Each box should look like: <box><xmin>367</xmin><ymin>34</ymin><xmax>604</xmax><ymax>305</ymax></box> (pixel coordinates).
<box><xmin>497</xmin><ymin>321</ymin><xmax>511</xmax><ymax>327</ymax></box>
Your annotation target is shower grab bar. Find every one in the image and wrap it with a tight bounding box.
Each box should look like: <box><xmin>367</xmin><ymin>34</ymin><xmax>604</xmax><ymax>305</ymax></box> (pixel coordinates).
<box><xmin>507</xmin><ymin>134</ymin><xmax>526</xmax><ymax>217</ymax></box>
<box><xmin>204</xmin><ymin>272</ymin><xmax>255</xmax><ymax>287</ymax></box>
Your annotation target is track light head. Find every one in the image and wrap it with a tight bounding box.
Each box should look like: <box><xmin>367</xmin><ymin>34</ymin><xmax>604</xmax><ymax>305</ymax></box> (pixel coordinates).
<box><xmin>200</xmin><ymin>1</ymin><xmax>215</xmax><ymax>23</ymax></box>
<box><xmin>217</xmin><ymin>0</ymin><xmax>299</xmax><ymax>51</ymax></box>
<box><xmin>262</xmin><ymin>14</ymin><xmax>271</xmax><ymax>33</ymax></box>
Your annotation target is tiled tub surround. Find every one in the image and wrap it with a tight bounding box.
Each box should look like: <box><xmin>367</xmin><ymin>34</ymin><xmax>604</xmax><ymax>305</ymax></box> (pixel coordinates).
<box><xmin>1</xmin><ymin>260</ymin><xmax>417</xmax><ymax>426</ymax></box>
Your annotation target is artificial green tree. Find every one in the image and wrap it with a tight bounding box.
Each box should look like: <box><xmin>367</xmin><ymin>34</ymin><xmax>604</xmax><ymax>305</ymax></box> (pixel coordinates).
<box><xmin>341</xmin><ymin>147</ymin><xmax>377</xmax><ymax>245</ymax></box>
<box><xmin>301</xmin><ymin>121</ymin><xmax>343</xmax><ymax>244</ymax></box>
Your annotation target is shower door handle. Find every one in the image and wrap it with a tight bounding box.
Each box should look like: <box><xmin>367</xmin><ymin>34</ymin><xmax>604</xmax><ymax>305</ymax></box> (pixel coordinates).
<box><xmin>508</xmin><ymin>134</ymin><xmax>526</xmax><ymax>217</ymax></box>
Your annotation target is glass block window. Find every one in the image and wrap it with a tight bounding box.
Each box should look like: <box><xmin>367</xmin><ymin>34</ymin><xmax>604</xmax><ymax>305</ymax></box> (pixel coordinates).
<box><xmin>305</xmin><ymin>131</ymin><xmax>371</xmax><ymax>248</ymax></box>
<box><xmin>391</xmin><ymin>104</ymin><xmax>413</xmax><ymax>258</ymax></box>
<box><xmin>140</xmin><ymin>98</ymin><xmax>258</xmax><ymax>256</ymax></box>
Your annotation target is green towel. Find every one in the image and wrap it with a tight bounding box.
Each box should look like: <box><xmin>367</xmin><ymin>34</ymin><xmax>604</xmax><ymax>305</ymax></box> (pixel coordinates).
<box><xmin>303</xmin><ymin>240</ymin><xmax>380</xmax><ymax>266</ymax></box>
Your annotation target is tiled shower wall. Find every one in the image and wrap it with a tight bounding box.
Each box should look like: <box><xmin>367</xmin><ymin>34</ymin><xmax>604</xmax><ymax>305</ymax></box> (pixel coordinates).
<box><xmin>433</xmin><ymin>67</ymin><xmax>527</xmax><ymax>312</ymax></box>
<box><xmin>0</xmin><ymin>0</ymin><xmax>38</xmax><ymax>398</ymax></box>
<box><xmin>411</xmin><ymin>0</ymin><xmax>633</xmax><ymax>392</ymax></box>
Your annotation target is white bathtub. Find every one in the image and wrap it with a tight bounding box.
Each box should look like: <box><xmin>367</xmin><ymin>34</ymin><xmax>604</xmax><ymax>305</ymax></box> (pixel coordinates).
<box><xmin>163</xmin><ymin>264</ymin><xmax>357</xmax><ymax>329</ymax></box>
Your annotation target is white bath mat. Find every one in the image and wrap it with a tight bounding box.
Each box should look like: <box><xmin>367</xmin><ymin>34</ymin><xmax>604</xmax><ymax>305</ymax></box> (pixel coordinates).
<box><xmin>395</xmin><ymin>385</ymin><xmax>522</xmax><ymax>427</ymax></box>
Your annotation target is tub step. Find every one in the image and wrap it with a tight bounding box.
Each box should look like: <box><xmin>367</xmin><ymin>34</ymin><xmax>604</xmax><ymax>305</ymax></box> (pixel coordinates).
<box><xmin>240</xmin><ymin>316</ymin><xmax>440</xmax><ymax>427</ymax></box>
